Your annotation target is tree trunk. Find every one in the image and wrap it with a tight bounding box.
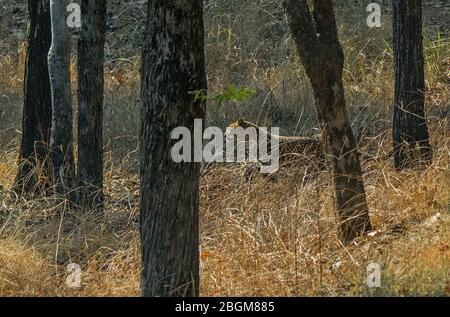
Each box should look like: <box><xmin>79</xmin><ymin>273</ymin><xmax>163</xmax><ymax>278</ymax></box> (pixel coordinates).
<box><xmin>48</xmin><ymin>0</ymin><xmax>75</xmax><ymax>196</ymax></box>
<box><xmin>140</xmin><ymin>0</ymin><xmax>207</xmax><ymax>296</ymax></box>
<box><xmin>13</xmin><ymin>0</ymin><xmax>52</xmax><ymax>195</ymax></box>
<box><xmin>392</xmin><ymin>0</ymin><xmax>432</xmax><ymax>170</ymax></box>
<box><xmin>77</xmin><ymin>0</ymin><xmax>106</xmax><ymax>211</ymax></box>
<box><xmin>283</xmin><ymin>0</ymin><xmax>372</xmax><ymax>243</ymax></box>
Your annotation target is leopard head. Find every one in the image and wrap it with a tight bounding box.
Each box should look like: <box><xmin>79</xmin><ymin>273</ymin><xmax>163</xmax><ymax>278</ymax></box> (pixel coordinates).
<box><xmin>228</xmin><ymin>118</ymin><xmax>260</xmax><ymax>130</ymax></box>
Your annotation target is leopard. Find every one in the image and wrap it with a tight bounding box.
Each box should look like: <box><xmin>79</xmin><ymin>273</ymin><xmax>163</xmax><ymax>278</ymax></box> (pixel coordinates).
<box><xmin>226</xmin><ymin>119</ymin><xmax>326</xmax><ymax>180</ymax></box>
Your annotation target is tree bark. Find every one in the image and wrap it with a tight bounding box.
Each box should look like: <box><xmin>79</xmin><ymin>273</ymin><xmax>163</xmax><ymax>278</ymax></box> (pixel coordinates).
<box><xmin>284</xmin><ymin>0</ymin><xmax>372</xmax><ymax>243</ymax></box>
<box><xmin>140</xmin><ymin>0</ymin><xmax>207</xmax><ymax>296</ymax></box>
<box><xmin>392</xmin><ymin>0</ymin><xmax>432</xmax><ymax>170</ymax></box>
<box><xmin>13</xmin><ymin>0</ymin><xmax>52</xmax><ymax>195</ymax></box>
<box><xmin>48</xmin><ymin>0</ymin><xmax>75</xmax><ymax>196</ymax></box>
<box><xmin>77</xmin><ymin>0</ymin><xmax>106</xmax><ymax>211</ymax></box>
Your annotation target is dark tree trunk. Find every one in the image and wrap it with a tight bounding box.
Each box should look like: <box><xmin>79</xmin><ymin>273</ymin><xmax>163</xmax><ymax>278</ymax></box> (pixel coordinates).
<box><xmin>48</xmin><ymin>0</ymin><xmax>75</xmax><ymax>197</ymax></box>
<box><xmin>284</xmin><ymin>0</ymin><xmax>372</xmax><ymax>243</ymax></box>
<box><xmin>77</xmin><ymin>0</ymin><xmax>106</xmax><ymax>211</ymax></box>
<box><xmin>140</xmin><ymin>0</ymin><xmax>207</xmax><ymax>296</ymax></box>
<box><xmin>392</xmin><ymin>0</ymin><xmax>432</xmax><ymax>170</ymax></box>
<box><xmin>13</xmin><ymin>0</ymin><xmax>52</xmax><ymax>195</ymax></box>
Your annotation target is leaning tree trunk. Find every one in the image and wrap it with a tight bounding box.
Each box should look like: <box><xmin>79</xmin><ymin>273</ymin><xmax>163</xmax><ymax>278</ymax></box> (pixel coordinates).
<box><xmin>140</xmin><ymin>0</ymin><xmax>207</xmax><ymax>296</ymax></box>
<box><xmin>284</xmin><ymin>0</ymin><xmax>372</xmax><ymax>243</ymax></box>
<box><xmin>48</xmin><ymin>0</ymin><xmax>75</xmax><ymax>196</ymax></box>
<box><xmin>77</xmin><ymin>0</ymin><xmax>106</xmax><ymax>211</ymax></box>
<box><xmin>13</xmin><ymin>0</ymin><xmax>52</xmax><ymax>195</ymax></box>
<box><xmin>392</xmin><ymin>0</ymin><xmax>432</xmax><ymax>170</ymax></box>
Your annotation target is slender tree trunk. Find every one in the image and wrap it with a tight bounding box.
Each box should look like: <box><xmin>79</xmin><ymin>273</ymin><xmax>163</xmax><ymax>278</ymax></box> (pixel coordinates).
<box><xmin>77</xmin><ymin>0</ymin><xmax>106</xmax><ymax>211</ymax></box>
<box><xmin>392</xmin><ymin>0</ymin><xmax>432</xmax><ymax>170</ymax></box>
<box><xmin>284</xmin><ymin>0</ymin><xmax>372</xmax><ymax>243</ymax></box>
<box><xmin>13</xmin><ymin>0</ymin><xmax>52</xmax><ymax>195</ymax></box>
<box><xmin>48</xmin><ymin>0</ymin><xmax>75</xmax><ymax>196</ymax></box>
<box><xmin>140</xmin><ymin>0</ymin><xmax>207</xmax><ymax>296</ymax></box>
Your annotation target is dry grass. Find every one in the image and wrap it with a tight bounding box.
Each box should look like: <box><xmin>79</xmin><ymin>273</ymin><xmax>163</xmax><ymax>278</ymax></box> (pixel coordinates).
<box><xmin>0</xmin><ymin>129</ymin><xmax>448</xmax><ymax>296</ymax></box>
<box><xmin>0</xmin><ymin>0</ymin><xmax>449</xmax><ymax>296</ymax></box>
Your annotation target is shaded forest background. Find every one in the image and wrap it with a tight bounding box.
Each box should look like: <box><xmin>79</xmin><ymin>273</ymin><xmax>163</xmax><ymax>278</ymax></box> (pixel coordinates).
<box><xmin>0</xmin><ymin>0</ymin><xmax>448</xmax><ymax>296</ymax></box>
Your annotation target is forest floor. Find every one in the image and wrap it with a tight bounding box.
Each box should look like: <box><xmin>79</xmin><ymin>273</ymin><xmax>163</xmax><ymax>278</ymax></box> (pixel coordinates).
<box><xmin>0</xmin><ymin>0</ymin><xmax>449</xmax><ymax>296</ymax></box>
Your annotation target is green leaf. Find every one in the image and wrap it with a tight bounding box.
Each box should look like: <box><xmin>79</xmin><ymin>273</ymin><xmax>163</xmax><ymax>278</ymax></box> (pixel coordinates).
<box><xmin>189</xmin><ymin>86</ymin><xmax>255</xmax><ymax>107</ymax></box>
<box><xmin>189</xmin><ymin>89</ymin><xmax>208</xmax><ymax>102</ymax></box>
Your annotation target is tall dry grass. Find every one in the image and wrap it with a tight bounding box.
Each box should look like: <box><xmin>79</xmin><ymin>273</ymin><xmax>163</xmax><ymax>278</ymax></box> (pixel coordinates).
<box><xmin>0</xmin><ymin>0</ymin><xmax>449</xmax><ymax>296</ymax></box>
